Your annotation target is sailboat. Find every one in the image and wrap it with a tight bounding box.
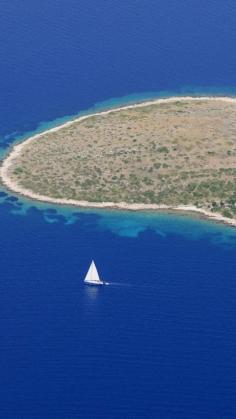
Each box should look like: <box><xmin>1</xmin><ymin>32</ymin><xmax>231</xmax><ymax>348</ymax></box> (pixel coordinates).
<box><xmin>84</xmin><ymin>260</ymin><xmax>108</xmax><ymax>285</ymax></box>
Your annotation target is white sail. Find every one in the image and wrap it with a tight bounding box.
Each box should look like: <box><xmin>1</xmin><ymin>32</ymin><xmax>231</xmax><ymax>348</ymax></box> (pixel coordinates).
<box><xmin>84</xmin><ymin>261</ymin><xmax>103</xmax><ymax>284</ymax></box>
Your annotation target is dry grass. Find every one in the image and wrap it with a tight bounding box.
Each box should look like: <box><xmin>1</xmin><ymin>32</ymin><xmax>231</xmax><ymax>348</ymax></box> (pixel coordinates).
<box><xmin>7</xmin><ymin>99</ymin><xmax>236</xmax><ymax>218</ymax></box>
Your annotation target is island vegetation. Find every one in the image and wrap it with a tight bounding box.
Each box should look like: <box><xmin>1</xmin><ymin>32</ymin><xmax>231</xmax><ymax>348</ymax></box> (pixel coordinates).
<box><xmin>1</xmin><ymin>97</ymin><xmax>236</xmax><ymax>224</ymax></box>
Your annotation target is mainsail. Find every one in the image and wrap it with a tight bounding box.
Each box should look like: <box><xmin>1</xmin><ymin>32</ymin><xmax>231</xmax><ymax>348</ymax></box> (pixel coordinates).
<box><xmin>84</xmin><ymin>261</ymin><xmax>103</xmax><ymax>284</ymax></box>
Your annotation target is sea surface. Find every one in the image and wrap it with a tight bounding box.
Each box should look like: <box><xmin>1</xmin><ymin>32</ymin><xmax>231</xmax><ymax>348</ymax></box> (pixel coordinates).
<box><xmin>1</xmin><ymin>1</ymin><xmax>236</xmax><ymax>418</ymax></box>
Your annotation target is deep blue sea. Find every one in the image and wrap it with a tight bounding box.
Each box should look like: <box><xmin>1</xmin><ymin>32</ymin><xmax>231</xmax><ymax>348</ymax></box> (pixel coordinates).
<box><xmin>1</xmin><ymin>1</ymin><xmax>236</xmax><ymax>418</ymax></box>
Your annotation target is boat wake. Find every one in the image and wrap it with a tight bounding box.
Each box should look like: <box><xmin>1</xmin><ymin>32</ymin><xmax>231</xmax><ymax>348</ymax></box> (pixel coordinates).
<box><xmin>106</xmin><ymin>282</ymin><xmax>162</xmax><ymax>291</ymax></box>
<box><xmin>105</xmin><ymin>282</ymin><xmax>132</xmax><ymax>287</ymax></box>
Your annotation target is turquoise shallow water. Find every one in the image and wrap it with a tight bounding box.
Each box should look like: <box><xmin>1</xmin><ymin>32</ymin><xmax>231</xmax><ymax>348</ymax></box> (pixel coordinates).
<box><xmin>1</xmin><ymin>94</ymin><xmax>236</xmax><ymax>418</ymax></box>
<box><xmin>1</xmin><ymin>0</ymin><xmax>236</xmax><ymax>417</ymax></box>
<box><xmin>1</xmin><ymin>91</ymin><xmax>236</xmax><ymax>418</ymax></box>
<box><xmin>0</xmin><ymin>189</ymin><xmax>236</xmax><ymax>418</ymax></box>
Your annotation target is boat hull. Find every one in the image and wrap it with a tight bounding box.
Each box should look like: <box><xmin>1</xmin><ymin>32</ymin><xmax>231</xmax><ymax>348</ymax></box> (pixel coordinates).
<box><xmin>84</xmin><ymin>281</ymin><xmax>104</xmax><ymax>286</ymax></box>
<box><xmin>84</xmin><ymin>281</ymin><xmax>108</xmax><ymax>286</ymax></box>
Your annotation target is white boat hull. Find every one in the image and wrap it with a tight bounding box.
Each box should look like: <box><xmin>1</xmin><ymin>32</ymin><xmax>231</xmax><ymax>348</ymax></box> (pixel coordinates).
<box><xmin>85</xmin><ymin>281</ymin><xmax>104</xmax><ymax>286</ymax></box>
<box><xmin>84</xmin><ymin>281</ymin><xmax>109</xmax><ymax>286</ymax></box>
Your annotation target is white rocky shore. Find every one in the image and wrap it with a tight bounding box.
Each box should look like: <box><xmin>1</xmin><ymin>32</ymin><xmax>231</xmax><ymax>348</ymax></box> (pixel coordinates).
<box><xmin>1</xmin><ymin>95</ymin><xmax>236</xmax><ymax>228</ymax></box>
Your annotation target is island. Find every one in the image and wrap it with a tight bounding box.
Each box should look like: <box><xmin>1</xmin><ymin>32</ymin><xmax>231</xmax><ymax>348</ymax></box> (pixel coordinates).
<box><xmin>1</xmin><ymin>96</ymin><xmax>236</xmax><ymax>226</ymax></box>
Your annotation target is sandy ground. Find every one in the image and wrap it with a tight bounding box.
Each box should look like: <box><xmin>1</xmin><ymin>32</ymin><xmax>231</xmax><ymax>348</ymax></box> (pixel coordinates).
<box><xmin>1</xmin><ymin>95</ymin><xmax>236</xmax><ymax>228</ymax></box>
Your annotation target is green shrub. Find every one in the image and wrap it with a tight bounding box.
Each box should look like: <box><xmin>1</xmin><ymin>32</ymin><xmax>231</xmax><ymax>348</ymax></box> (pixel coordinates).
<box><xmin>157</xmin><ymin>146</ymin><xmax>169</xmax><ymax>153</ymax></box>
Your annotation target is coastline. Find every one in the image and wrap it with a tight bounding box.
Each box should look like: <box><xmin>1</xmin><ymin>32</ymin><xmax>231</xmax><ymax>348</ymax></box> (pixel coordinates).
<box><xmin>1</xmin><ymin>95</ymin><xmax>236</xmax><ymax>228</ymax></box>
